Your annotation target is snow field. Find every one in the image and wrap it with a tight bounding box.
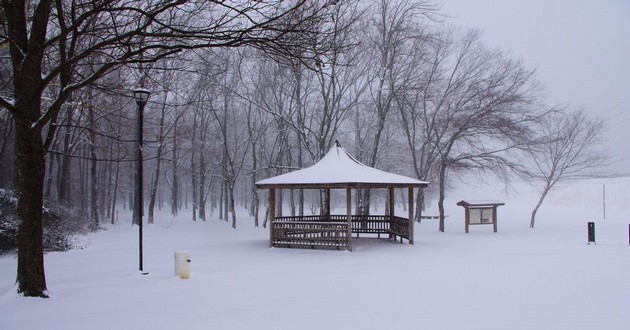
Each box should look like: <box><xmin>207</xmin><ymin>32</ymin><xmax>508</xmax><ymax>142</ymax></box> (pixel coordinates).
<box><xmin>1</xmin><ymin>176</ymin><xmax>629</xmax><ymax>329</ymax></box>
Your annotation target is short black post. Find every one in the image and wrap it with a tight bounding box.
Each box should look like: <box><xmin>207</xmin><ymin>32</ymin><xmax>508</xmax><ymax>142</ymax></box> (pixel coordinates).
<box><xmin>587</xmin><ymin>222</ymin><xmax>596</xmax><ymax>245</ymax></box>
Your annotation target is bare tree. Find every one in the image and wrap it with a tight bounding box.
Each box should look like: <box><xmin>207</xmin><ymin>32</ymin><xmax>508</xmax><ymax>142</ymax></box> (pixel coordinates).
<box><xmin>0</xmin><ymin>0</ymin><xmax>341</xmax><ymax>298</ymax></box>
<box><xmin>527</xmin><ymin>108</ymin><xmax>606</xmax><ymax>228</ymax></box>
<box><xmin>399</xmin><ymin>28</ymin><xmax>543</xmax><ymax>231</ymax></box>
<box><xmin>356</xmin><ymin>0</ymin><xmax>437</xmax><ymax>215</ymax></box>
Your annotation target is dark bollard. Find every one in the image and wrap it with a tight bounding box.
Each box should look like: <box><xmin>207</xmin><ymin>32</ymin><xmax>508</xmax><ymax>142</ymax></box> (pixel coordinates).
<box><xmin>587</xmin><ymin>222</ymin><xmax>596</xmax><ymax>245</ymax></box>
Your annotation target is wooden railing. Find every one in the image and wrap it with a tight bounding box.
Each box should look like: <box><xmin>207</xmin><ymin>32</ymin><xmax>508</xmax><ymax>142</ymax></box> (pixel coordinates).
<box><xmin>272</xmin><ymin>220</ymin><xmax>349</xmax><ymax>249</ymax></box>
<box><xmin>389</xmin><ymin>216</ymin><xmax>410</xmax><ymax>239</ymax></box>
<box><xmin>271</xmin><ymin>215</ymin><xmax>411</xmax><ymax>249</ymax></box>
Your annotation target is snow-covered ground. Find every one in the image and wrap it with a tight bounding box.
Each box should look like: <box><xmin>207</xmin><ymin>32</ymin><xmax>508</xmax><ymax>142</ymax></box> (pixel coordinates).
<box><xmin>1</xmin><ymin>177</ymin><xmax>629</xmax><ymax>330</ymax></box>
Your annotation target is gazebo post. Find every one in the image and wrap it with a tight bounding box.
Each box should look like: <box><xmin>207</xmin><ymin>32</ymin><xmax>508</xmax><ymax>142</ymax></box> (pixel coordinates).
<box><xmin>464</xmin><ymin>206</ymin><xmax>470</xmax><ymax>233</ymax></box>
<box><xmin>325</xmin><ymin>188</ymin><xmax>331</xmax><ymax>219</ymax></box>
<box><xmin>388</xmin><ymin>187</ymin><xmax>397</xmax><ymax>243</ymax></box>
<box><xmin>408</xmin><ymin>187</ymin><xmax>414</xmax><ymax>245</ymax></box>
<box><xmin>346</xmin><ymin>188</ymin><xmax>352</xmax><ymax>252</ymax></box>
<box><xmin>493</xmin><ymin>205</ymin><xmax>498</xmax><ymax>233</ymax></box>
<box><xmin>388</xmin><ymin>187</ymin><xmax>395</xmax><ymax>217</ymax></box>
<box><xmin>269</xmin><ymin>189</ymin><xmax>275</xmax><ymax>247</ymax></box>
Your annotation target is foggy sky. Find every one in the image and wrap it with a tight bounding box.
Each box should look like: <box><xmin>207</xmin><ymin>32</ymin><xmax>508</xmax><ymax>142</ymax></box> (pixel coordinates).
<box><xmin>442</xmin><ymin>0</ymin><xmax>630</xmax><ymax>174</ymax></box>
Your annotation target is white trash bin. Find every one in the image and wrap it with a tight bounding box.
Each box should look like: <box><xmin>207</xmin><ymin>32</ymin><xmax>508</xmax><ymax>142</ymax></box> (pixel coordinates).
<box><xmin>174</xmin><ymin>251</ymin><xmax>191</xmax><ymax>279</ymax></box>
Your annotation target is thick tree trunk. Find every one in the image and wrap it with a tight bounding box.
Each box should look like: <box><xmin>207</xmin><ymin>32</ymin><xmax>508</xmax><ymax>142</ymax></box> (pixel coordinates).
<box><xmin>15</xmin><ymin>118</ymin><xmax>48</xmax><ymax>297</ymax></box>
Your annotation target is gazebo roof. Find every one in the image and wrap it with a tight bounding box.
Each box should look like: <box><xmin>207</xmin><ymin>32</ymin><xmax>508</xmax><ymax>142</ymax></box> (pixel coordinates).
<box><xmin>255</xmin><ymin>141</ymin><xmax>429</xmax><ymax>189</ymax></box>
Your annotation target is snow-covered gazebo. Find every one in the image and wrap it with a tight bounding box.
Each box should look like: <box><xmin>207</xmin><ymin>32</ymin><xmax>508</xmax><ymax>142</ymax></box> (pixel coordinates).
<box><xmin>255</xmin><ymin>141</ymin><xmax>428</xmax><ymax>251</ymax></box>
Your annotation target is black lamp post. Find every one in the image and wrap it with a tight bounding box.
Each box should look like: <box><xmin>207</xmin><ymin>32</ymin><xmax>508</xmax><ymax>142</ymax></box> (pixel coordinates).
<box><xmin>133</xmin><ymin>88</ymin><xmax>150</xmax><ymax>273</ymax></box>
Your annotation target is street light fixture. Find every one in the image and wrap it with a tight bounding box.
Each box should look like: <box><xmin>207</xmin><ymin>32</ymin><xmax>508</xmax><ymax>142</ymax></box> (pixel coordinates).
<box><xmin>133</xmin><ymin>87</ymin><xmax>150</xmax><ymax>274</ymax></box>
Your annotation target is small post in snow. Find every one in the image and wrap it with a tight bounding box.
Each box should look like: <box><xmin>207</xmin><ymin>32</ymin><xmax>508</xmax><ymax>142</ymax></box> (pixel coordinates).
<box><xmin>602</xmin><ymin>184</ymin><xmax>606</xmax><ymax>220</ymax></box>
<box><xmin>587</xmin><ymin>222</ymin><xmax>596</xmax><ymax>245</ymax></box>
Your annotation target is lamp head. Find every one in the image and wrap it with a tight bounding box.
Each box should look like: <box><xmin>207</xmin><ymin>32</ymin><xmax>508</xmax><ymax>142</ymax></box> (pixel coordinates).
<box><xmin>133</xmin><ymin>88</ymin><xmax>151</xmax><ymax>106</ymax></box>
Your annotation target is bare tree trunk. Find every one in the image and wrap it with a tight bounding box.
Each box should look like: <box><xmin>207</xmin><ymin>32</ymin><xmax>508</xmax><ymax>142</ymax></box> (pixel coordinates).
<box><xmin>148</xmin><ymin>169</ymin><xmax>160</xmax><ymax>224</ymax></box>
<box><xmin>289</xmin><ymin>189</ymin><xmax>296</xmax><ymax>216</ymax></box>
<box><xmin>219</xmin><ymin>180</ymin><xmax>224</xmax><ymax>221</ymax></box>
<box><xmin>294</xmin><ymin>65</ymin><xmax>305</xmax><ymax>217</ymax></box>
<box><xmin>437</xmin><ymin>162</ymin><xmax>447</xmax><ymax>232</ymax></box>
<box><xmin>15</xmin><ymin>115</ymin><xmax>48</xmax><ymax>297</ymax></box>
<box><xmin>530</xmin><ymin>184</ymin><xmax>551</xmax><ymax>228</ymax></box>
<box><xmin>229</xmin><ymin>184</ymin><xmax>237</xmax><ymax>229</ymax></box>
<box><xmin>0</xmin><ymin>116</ymin><xmax>17</xmax><ymax>189</ymax></box>
<box><xmin>57</xmin><ymin>113</ymin><xmax>73</xmax><ymax>205</ymax></box>
<box><xmin>190</xmin><ymin>114</ymin><xmax>197</xmax><ymax>221</ymax></box>
<box><xmin>148</xmin><ymin>98</ymin><xmax>167</xmax><ymax>224</ymax></box>
<box><xmin>250</xmin><ymin>139</ymin><xmax>260</xmax><ymax>226</ymax></box>
<box><xmin>80</xmin><ymin>148</ymin><xmax>87</xmax><ymax>215</ymax></box>
<box><xmin>221</xmin><ymin>94</ymin><xmax>229</xmax><ymax>222</ymax></box>
<box><xmin>415</xmin><ymin>190</ymin><xmax>424</xmax><ymax>222</ymax></box>
<box><xmin>43</xmin><ymin>148</ymin><xmax>56</xmax><ymax>198</ymax></box>
<box><xmin>104</xmin><ymin>146</ymin><xmax>113</xmax><ymax>220</ymax></box>
<box><xmin>111</xmin><ymin>159</ymin><xmax>120</xmax><ymax>225</ymax></box>
<box><xmin>198</xmin><ymin>151</ymin><xmax>206</xmax><ymax>221</ymax></box>
<box><xmin>171</xmin><ymin>123</ymin><xmax>179</xmax><ymax>216</ymax></box>
<box><xmin>88</xmin><ymin>102</ymin><xmax>99</xmax><ymax>228</ymax></box>
<box><xmin>276</xmin><ymin>189</ymin><xmax>283</xmax><ymax>217</ymax></box>
<box><xmin>223</xmin><ymin>181</ymin><xmax>229</xmax><ymax>222</ymax></box>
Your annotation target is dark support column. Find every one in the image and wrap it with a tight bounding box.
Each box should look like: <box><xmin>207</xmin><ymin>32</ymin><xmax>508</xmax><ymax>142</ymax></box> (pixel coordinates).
<box><xmin>269</xmin><ymin>189</ymin><xmax>275</xmax><ymax>247</ymax></box>
<box><xmin>325</xmin><ymin>188</ymin><xmax>331</xmax><ymax>218</ymax></box>
<box><xmin>465</xmin><ymin>206</ymin><xmax>470</xmax><ymax>233</ymax></box>
<box><xmin>346</xmin><ymin>188</ymin><xmax>352</xmax><ymax>252</ymax></box>
<box><xmin>388</xmin><ymin>187</ymin><xmax>395</xmax><ymax>242</ymax></box>
<box><xmin>408</xmin><ymin>187</ymin><xmax>414</xmax><ymax>245</ymax></box>
<box><xmin>388</xmin><ymin>187</ymin><xmax>395</xmax><ymax>218</ymax></box>
<box><xmin>493</xmin><ymin>206</ymin><xmax>498</xmax><ymax>233</ymax></box>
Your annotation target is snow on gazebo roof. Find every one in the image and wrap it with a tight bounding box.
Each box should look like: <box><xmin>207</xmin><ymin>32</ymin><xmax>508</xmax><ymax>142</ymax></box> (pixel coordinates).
<box><xmin>255</xmin><ymin>141</ymin><xmax>429</xmax><ymax>189</ymax></box>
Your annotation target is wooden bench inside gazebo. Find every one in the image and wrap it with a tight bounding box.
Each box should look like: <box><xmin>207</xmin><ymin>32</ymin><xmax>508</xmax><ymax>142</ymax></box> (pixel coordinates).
<box><xmin>256</xmin><ymin>141</ymin><xmax>428</xmax><ymax>251</ymax></box>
